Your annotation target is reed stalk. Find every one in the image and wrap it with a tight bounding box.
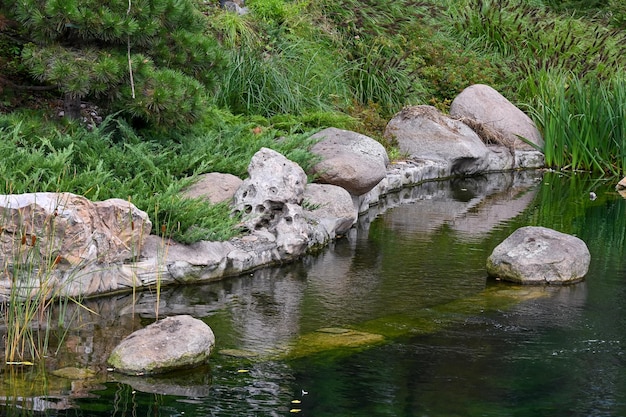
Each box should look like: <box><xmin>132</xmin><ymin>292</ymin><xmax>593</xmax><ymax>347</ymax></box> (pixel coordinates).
<box><xmin>524</xmin><ymin>71</ymin><xmax>626</xmax><ymax>175</ymax></box>
<box><xmin>2</xmin><ymin>231</ymin><xmax>58</xmax><ymax>363</ymax></box>
<box><xmin>1</xmin><ymin>198</ymin><xmax>99</xmax><ymax>364</ymax></box>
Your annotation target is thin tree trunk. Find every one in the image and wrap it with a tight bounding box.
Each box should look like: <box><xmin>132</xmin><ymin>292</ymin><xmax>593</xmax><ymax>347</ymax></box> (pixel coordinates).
<box><xmin>63</xmin><ymin>93</ymin><xmax>81</xmax><ymax>120</ymax></box>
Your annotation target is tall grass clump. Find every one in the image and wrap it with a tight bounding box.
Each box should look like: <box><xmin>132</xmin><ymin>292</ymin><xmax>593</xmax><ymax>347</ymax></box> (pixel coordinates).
<box><xmin>346</xmin><ymin>39</ymin><xmax>414</xmax><ymax>114</ymax></box>
<box><xmin>523</xmin><ymin>71</ymin><xmax>626</xmax><ymax>175</ymax></box>
<box><xmin>314</xmin><ymin>0</ymin><xmax>417</xmax><ymax>115</ymax></box>
<box><xmin>209</xmin><ymin>8</ymin><xmax>259</xmax><ymax>49</ymax></box>
<box><xmin>214</xmin><ymin>41</ymin><xmax>349</xmax><ymax>117</ymax></box>
<box><xmin>209</xmin><ymin>0</ymin><xmax>350</xmax><ymax>118</ymax></box>
<box><xmin>447</xmin><ymin>0</ymin><xmax>626</xmax><ymax>84</ymax></box>
<box><xmin>540</xmin><ymin>0</ymin><xmax>626</xmax><ymax>28</ymax></box>
<box><xmin>314</xmin><ymin>0</ymin><xmax>509</xmax><ymax>115</ymax></box>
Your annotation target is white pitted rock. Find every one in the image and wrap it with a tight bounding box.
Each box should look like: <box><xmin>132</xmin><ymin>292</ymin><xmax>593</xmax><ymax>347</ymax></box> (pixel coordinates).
<box><xmin>108</xmin><ymin>315</ymin><xmax>215</xmax><ymax>375</ymax></box>
<box><xmin>232</xmin><ymin>148</ymin><xmax>310</xmax><ymax>256</ymax></box>
<box><xmin>309</xmin><ymin>127</ymin><xmax>389</xmax><ymax>196</ymax></box>
<box><xmin>182</xmin><ymin>172</ymin><xmax>243</xmax><ymax>204</ymax></box>
<box><xmin>303</xmin><ymin>183</ymin><xmax>357</xmax><ymax>237</ymax></box>
<box><xmin>486</xmin><ymin>226</ymin><xmax>590</xmax><ymax>284</ymax></box>
<box><xmin>0</xmin><ymin>192</ymin><xmax>151</xmax><ymax>268</ymax></box>
<box><xmin>384</xmin><ymin>105</ymin><xmax>490</xmax><ymax>175</ymax></box>
<box><xmin>450</xmin><ymin>84</ymin><xmax>544</xmax><ymax>150</ymax></box>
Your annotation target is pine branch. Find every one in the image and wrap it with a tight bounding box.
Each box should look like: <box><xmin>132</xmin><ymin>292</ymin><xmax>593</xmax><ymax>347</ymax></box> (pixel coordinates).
<box><xmin>0</xmin><ymin>75</ymin><xmax>56</xmax><ymax>91</ymax></box>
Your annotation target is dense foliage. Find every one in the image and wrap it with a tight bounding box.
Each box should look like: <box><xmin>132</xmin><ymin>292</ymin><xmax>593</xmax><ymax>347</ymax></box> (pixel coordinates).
<box><xmin>3</xmin><ymin>0</ymin><xmax>225</xmax><ymax>128</ymax></box>
<box><xmin>0</xmin><ymin>0</ymin><xmax>625</xmax><ymax>242</ymax></box>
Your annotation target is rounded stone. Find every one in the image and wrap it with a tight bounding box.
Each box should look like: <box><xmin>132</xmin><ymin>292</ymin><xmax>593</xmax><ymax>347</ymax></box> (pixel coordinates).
<box><xmin>107</xmin><ymin>315</ymin><xmax>215</xmax><ymax>375</ymax></box>
<box><xmin>309</xmin><ymin>127</ymin><xmax>389</xmax><ymax>196</ymax></box>
<box><xmin>486</xmin><ymin>226</ymin><xmax>590</xmax><ymax>284</ymax></box>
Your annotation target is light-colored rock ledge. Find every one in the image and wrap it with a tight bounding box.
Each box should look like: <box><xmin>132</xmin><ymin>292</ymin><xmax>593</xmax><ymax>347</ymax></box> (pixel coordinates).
<box><xmin>124</xmin><ymin>150</ymin><xmax>543</xmax><ymax>297</ymax></box>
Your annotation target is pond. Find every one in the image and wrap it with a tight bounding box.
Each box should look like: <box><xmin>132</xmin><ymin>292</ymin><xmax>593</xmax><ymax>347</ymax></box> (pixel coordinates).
<box><xmin>2</xmin><ymin>170</ymin><xmax>626</xmax><ymax>416</ymax></box>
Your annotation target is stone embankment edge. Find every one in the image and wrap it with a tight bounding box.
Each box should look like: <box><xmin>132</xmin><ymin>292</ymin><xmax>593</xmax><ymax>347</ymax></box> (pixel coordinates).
<box><xmin>96</xmin><ymin>149</ymin><xmax>542</xmax><ymax>300</ymax></box>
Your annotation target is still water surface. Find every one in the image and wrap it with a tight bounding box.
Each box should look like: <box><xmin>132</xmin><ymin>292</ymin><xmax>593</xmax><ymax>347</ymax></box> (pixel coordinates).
<box><xmin>4</xmin><ymin>171</ymin><xmax>626</xmax><ymax>416</ymax></box>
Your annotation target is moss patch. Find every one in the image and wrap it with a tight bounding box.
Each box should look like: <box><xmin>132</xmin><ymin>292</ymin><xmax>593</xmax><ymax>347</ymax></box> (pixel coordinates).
<box><xmin>51</xmin><ymin>367</ymin><xmax>97</xmax><ymax>380</ymax></box>
<box><xmin>353</xmin><ymin>284</ymin><xmax>550</xmax><ymax>340</ymax></box>
<box><xmin>284</xmin><ymin>328</ymin><xmax>385</xmax><ymax>359</ymax></box>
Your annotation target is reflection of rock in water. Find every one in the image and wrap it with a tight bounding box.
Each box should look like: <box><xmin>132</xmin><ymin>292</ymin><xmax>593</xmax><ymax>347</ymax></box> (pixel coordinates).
<box><xmin>506</xmin><ymin>281</ymin><xmax>588</xmax><ymax>329</ymax></box>
<box><xmin>370</xmin><ymin>171</ymin><xmax>540</xmax><ymax>240</ymax></box>
<box><xmin>229</xmin><ymin>268</ymin><xmax>306</xmax><ymax>353</ymax></box>
<box><xmin>115</xmin><ymin>266</ymin><xmax>309</xmax><ymax>355</ymax></box>
<box><xmin>22</xmin><ymin>170</ymin><xmax>543</xmax><ymax>374</ymax></box>
<box><xmin>110</xmin><ymin>366</ymin><xmax>213</xmax><ymax>397</ymax></box>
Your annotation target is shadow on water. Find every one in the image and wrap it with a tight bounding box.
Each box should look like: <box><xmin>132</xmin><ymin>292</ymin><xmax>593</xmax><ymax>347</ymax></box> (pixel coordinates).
<box><xmin>2</xmin><ymin>170</ymin><xmax>626</xmax><ymax>416</ymax></box>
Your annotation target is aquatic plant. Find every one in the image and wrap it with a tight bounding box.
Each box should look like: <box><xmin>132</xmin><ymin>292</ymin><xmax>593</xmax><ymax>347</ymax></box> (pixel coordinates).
<box><xmin>1</xmin><ymin>203</ymin><xmax>86</xmax><ymax>363</ymax></box>
<box><xmin>523</xmin><ymin>71</ymin><xmax>626</xmax><ymax>175</ymax></box>
<box><xmin>0</xmin><ymin>195</ymin><xmax>148</xmax><ymax>364</ymax></box>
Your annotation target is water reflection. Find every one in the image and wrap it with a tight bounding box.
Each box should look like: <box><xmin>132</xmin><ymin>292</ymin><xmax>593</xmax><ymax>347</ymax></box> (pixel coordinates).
<box><xmin>377</xmin><ymin>170</ymin><xmax>540</xmax><ymax>241</ymax></box>
<box><xmin>4</xmin><ymin>171</ymin><xmax>626</xmax><ymax>416</ymax></box>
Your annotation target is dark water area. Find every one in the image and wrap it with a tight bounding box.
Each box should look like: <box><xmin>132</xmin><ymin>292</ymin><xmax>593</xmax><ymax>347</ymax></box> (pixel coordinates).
<box><xmin>3</xmin><ymin>171</ymin><xmax>626</xmax><ymax>416</ymax></box>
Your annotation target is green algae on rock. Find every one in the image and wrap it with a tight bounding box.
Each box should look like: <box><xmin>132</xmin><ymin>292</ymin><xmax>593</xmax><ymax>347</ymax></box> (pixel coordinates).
<box><xmin>284</xmin><ymin>328</ymin><xmax>385</xmax><ymax>359</ymax></box>
<box><xmin>51</xmin><ymin>367</ymin><xmax>97</xmax><ymax>380</ymax></box>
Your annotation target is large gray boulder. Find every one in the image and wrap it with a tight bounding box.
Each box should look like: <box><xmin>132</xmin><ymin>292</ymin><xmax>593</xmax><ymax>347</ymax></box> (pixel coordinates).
<box><xmin>182</xmin><ymin>172</ymin><xmax>243</xmax><ymax>204</ymax></box>
<box><xmin>450</xmin><ymin>84</ymin><xmax>544</xmax><ymax>151</ymax></box>
<box><xmin>108</xmin><ymin>315</ymin><xmax>215</xmax><ymax>375</ymax></box>
<box><xmin>0</xmin><ymin>192</ymin><xmax>151</xmax><ymax>268</ymax></box>
<box><xmin>232</xmin><ymin>148</ymin><xmax>311</xmax><ymax>256</ymax></box>
<box><xmin>309</xmin><ymin>127</ymin><xmax>388</xmax><ymax>196</ymax></box>
<box><xmin>384</xmin><ymin>105</ymin><xmax>490</xmax><ymax>175</ymax></box>
<box><xmin>302</xmin><ymin>183</ymin><xmax>357</xmax><ymax>237</ymax></box>
<box><xmin>486</xmin><ymin>226</ymin><xmax>590</xmax><ymax>284</ymax></box>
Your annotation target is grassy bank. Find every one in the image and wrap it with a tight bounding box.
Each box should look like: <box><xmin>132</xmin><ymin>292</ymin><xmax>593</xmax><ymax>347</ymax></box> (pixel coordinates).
<box><xmin>0</xmin><ymin>0</ymin><xmax>625</xmax><ymax>243</ymax></box>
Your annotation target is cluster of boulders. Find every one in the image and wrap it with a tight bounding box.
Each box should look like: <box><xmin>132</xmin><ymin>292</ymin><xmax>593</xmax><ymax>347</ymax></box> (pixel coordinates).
<box><xmin>0</xmin><ymin>84</ymin><xmax>595</xmax><ymax>375</ymax></box>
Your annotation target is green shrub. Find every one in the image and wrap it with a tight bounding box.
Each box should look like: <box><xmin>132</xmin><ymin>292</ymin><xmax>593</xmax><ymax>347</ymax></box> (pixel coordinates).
<box><xmin>0</xmin><ymin>108</ymin><xmax>327</xmax><ymax>243</ymax></box>
<box><xmin>4</xmin><ymin>0</ymin><xmax>224</xmax><ymax>130</ymax></box>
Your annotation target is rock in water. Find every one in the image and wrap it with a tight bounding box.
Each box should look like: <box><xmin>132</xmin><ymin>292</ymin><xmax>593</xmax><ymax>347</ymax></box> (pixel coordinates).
<box><xmin>108</xmin><ymin>315</ymin><xmax>215</xmax><ymax>375</ymax></box>
<box><xmin>486</xmin><ymin>226</ymin><xmax>590</xmax><ymax>284</ymax></box>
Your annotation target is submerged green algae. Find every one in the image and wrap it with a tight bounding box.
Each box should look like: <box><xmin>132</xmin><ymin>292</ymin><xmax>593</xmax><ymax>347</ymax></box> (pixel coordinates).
<box><xmin>236</xmin><ymin>282</ymin><xmax>553</xmax><ymax>362</ymax></box>
<box><xmin>284</xmin><ymin>328</ymin><xmax>385</xmax><ymax>359</ymax></box>
<box><xmin>353</xmin><ymin>283</ymin><xmax>550</xmax><ymax>339</ymax></box>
